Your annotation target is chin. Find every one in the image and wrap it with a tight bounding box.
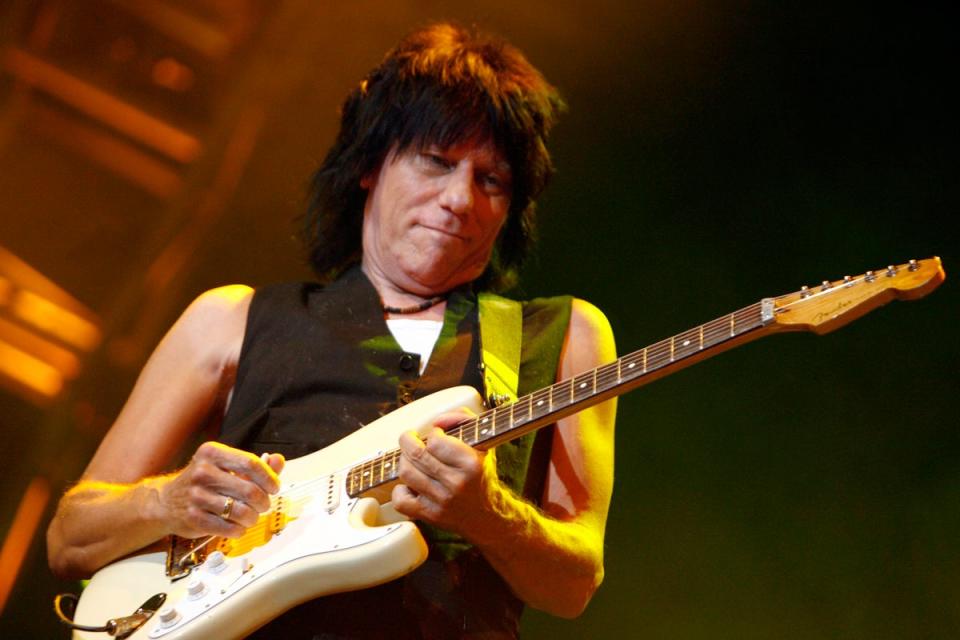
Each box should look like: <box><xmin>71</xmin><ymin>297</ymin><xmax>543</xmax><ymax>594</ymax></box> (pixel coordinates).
<box><xmin>406</xmin><ymin>269</ymin><xmax>478</xmax><ymax>295</ymax></box>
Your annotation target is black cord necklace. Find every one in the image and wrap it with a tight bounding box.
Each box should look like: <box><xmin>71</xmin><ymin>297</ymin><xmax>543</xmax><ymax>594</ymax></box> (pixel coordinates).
<box><xmin>382</xmin><ymin>295</ymin><xmax>446</xmax><ymax>315</ymax></box>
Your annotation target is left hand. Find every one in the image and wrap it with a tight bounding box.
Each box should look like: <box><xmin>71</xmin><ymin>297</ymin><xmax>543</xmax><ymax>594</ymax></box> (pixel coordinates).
<box><xmin>391</xmin><ymin>412</ymin><xmax>502</xmax><ymax>540</ymax></box>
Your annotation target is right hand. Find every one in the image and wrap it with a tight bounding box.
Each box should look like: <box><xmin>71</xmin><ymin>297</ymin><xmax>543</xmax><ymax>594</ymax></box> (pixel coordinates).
<box><xmin>157</xmin><ymin>442</ymin><xmax>285</xmax><ymax>539</ymax></box>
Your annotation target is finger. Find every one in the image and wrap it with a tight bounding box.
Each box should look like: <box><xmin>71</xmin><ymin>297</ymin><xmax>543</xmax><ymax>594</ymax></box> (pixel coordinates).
<box><xmin>217</xmin><ymin>493</ymin><xmax>264</xmax><ymax>528</ymax></box>
<box><xmin>398</xmin><ymin>430</ymin><xmax>449</xmax><ymax>479</ymax></box>
<box><xmin>401</xmin><ymin>429</ymin><xmax>482</xmax><ymax>483</ymax></box>
<box><xmin>190</xmin><ymin>455</ymin><xmax>273</xmax><ymax>514</ymax></box>
<box><xmin>180</xmin><ymin>490</ymin><xmax>246</xmax><ymax>539</ymax></box>
<box><xmin>261</xmin><ymin>452</ymin><xmax>286</xmax><ymax>475</ymax></box>
<box><xmin>390</xmin><ymin>483</ymin><xmax>439</xmax><ymax>522</ymax></box>
<box><xmin>196</xmin><ymin>442</ymin><xmax>281</xmax><ymax>494</ymax></box>
<box><xmin>396</xmin><ymin>434</ymin><xmax>451</xmax><ymax>500</ymax></box>
<box><xmin>422</xmin><ymin>429</ymin><xmax>480</xmax><ymax>468</ymax></box>
<box><xmin>431</xmin><ymin>409</ymin><xmax>477</xmax><ymax>430</ymax></box>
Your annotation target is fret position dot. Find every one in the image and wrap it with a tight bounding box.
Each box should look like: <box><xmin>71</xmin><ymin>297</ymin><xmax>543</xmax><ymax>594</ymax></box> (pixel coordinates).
<box><xmin>537</xmin><ymin>400</ymin><xmax>544</xmax><ymax>406</ymax></box>
<box><xmin>579</xmin><ymin>382</ymin><xmax>587</xmax><ymax>389</ymax></box>
<box><xmin>683</xmin><ymin>339</ymin><xmax>691</xmax><ymax>347</ymax></box>
<box><xmin>480</xmin><ymin>428</ymin><xmax>489</xmax><ymax>435</ymax></box>
<box><xmin>628</xmin><ymin>363</ymin><xmax>636</xmax><ymax>369</ymax></box>
<box><xmin>481</xmin><ymin>417</ymin><xmax>489</xmax><ymax>424</ymax></box>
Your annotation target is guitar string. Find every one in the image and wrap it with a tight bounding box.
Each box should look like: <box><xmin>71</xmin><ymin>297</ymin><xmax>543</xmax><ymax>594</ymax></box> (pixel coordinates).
<box><xmin>231</xmin><ymin>269</ymin><xmax>911</xmax><ymax>541</ymax></box>
<box><xmin>346</xmin><ymin>302</ymin><xmax>769</xmax><ymax>493</ymax></box>
<box><xmin>346</xmin><ymin>270</ymin><xmax>903</xmax><ymax>492</ymax></box>
<box><xmin>188</xmin><ymin>268</ymin><xmax>913</xmax><ymax>554</ymax></box>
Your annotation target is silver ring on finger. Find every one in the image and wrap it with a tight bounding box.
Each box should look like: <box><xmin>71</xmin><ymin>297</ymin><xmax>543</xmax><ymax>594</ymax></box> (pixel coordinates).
<box><xmin>220</xmin><ymin>496</ymin><xmax>235</xmax><ymax>520</ymax></box>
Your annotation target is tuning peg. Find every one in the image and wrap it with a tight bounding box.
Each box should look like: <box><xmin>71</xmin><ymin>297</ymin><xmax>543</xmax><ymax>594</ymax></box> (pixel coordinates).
<box><xmin>886</xmin><ymin>265</ymin><xmax>897</xmax><ymax>277</ymax></box>
<box><xmin>865</xmin><ymin>270</ymin><xmax>876</xmax><ymax>282</ymax></box>
<box><xmin>843</xmin><ymin>275</ymin><xmax>853</xmax><ymax>286</ymax></box>
<box><xmin>909</xmin><ymin>259</ymin><xmax>919</xmax><ymax>271</ymax></box>
<box><xmin>800</xmin><ymin>285</ymin><xmax>811</xmax><ymax>298</ymax></box>
<box><xmin>821</xmin><ymin>280</ymin><xmax>832</xmax><ymax>291</ymax></box>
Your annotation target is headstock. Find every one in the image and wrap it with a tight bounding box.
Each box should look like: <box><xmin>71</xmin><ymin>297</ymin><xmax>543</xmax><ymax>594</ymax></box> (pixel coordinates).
<box><xmin>768</xmin><ymin>257</ymin><xmax>945</xmax><ymax>335</ymax></box>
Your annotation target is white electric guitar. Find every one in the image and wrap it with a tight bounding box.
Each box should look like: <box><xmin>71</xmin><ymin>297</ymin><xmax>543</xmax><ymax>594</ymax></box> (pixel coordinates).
<box><xmin>65</xmin><ymin>258</ymin><xmax>944</xmax><ymax>639</ymax></box>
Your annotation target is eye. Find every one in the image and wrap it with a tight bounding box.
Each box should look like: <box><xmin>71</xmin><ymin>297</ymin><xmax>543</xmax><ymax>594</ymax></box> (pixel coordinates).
<box><xmin>481</xmin><ymin>172</ymin><xmax>510</xmax><ymax>195</ymax></box>
<box><xmin>421</xmin><ymin>153</ymin><xmax>451</xmax><ymax>170</ymax></box>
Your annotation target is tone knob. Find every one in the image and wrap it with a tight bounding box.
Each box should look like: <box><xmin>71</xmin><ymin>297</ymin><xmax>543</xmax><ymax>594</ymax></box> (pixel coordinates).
<box><xmin>158</xmin><ymin>606</ymin><xmax>180</xmax><ymax>628</ymax></box>
<box><xmin>205</xmin><ymin>550</ymin><xmax>227</xmax><ymax>573</ymax></box>
<box><xmin>187</xmin><ymin>577</ymin><xmax>207</xmax><ymax>599</ymax></box>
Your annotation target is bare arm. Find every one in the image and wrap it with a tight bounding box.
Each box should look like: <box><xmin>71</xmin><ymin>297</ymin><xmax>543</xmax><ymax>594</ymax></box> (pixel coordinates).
<box><xmin>392</xmin><ymin>298</ymin><xmax>616</xmax><ymax>617</ymax></box>
<box><xmin>47</xmin><ymin>286</ymin><xmax>283</xmax><ymax>579</ymax></box>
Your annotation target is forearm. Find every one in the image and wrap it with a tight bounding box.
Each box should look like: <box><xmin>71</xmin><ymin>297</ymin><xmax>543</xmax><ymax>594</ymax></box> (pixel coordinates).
<box><xmin>47</xmin><ymin>477</ymin><xmax>171</xmax><ymax>579</ymax></box>
<box><xmin>471</xmin><ymin>487</ymin><xmax>605</xmax><ymax>618</ymax></box>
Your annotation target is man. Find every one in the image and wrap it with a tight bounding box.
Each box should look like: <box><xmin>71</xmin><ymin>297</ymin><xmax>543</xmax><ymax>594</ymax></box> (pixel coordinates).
<box><xmin>47</xmin><ymin>23</ymin><xmax>616</xmax><ymax>638</ymax></box>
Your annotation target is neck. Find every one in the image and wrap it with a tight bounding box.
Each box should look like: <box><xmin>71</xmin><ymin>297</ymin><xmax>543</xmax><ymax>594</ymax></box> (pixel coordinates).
<box><xmin>361</xmin><ymin>263</ymin><xmax>449</xmax><ymax>320</ymax></box>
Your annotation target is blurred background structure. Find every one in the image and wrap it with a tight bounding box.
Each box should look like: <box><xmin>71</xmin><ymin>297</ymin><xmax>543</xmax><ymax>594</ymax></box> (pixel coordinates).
<box><xmin>0</xmin><ymin>1</ymin><xmax>956</xmax><ymax>638</ymax></box>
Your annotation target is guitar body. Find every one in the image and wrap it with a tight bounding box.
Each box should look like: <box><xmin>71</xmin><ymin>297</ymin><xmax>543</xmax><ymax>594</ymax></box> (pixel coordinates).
<box><xmin>73</xmin><ymin>386</ymin><xmax>486</xmax><ymax>640</ymax></box>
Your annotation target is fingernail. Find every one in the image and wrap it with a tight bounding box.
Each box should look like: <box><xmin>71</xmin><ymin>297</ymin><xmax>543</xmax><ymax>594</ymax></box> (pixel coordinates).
<box><xmin>261</xmin><ymin>452</ymin><xmax>270</xmax><ymax>463</ymax></box>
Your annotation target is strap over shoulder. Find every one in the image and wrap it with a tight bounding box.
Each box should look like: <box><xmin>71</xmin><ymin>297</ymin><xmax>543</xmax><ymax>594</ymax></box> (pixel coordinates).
<box><xmin>478</xmin><ymin>292</ymin><xmax>522</xmax><ymax>406</ymax></box>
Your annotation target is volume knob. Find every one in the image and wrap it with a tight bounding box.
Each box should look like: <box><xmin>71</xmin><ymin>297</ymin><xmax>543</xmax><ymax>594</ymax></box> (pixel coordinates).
<box><xmin>187</xmin><ymin>577</ymin><xmax>207</xmax><ymax>599</ymax></box>
<box><xmin>205</xmin><ymin>550</ymin><xmax>227</xmax><ymax>573</ymax></box>
<box><xmin>158</xmin><ymin>606</ymin><xmax>180</xmax><ymax>628</ymax></box>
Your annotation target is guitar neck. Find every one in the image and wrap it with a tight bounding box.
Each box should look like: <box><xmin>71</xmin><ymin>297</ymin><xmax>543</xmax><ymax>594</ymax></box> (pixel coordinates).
<box><xmin>345</xmin><ymin>256</ymin><xmax>945</xmax><ymax>497</ymax></box>
<box><xmin>346</xmin><ymin>299</ymin><xmax>776</xmax><ymax>497</ymax></box>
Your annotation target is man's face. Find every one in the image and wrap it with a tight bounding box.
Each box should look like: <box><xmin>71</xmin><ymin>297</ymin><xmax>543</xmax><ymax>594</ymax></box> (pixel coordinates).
<box><xmin>360</xmin><ymin>140</ymin><xmax>512</xmax><ymax>296</ymax></box>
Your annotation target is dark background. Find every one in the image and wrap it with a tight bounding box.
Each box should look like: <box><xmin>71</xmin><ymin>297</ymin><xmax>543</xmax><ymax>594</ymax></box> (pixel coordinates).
<box><xmin>1</xmin><ymin>2</ymin><xmax>956</xmax><ymax>638</ymax></box>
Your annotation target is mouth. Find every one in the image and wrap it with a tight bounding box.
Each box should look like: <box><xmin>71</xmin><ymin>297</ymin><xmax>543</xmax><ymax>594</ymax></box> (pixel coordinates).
<box><xmin>419</xmin><ymin>224</ymin><xmax>467</xmax><ymax>242</ymax></box>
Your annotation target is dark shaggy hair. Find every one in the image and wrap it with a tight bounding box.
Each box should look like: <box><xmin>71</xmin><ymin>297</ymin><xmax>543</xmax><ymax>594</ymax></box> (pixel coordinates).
<box><xmin>301</xmin><ymin>22</ymin><xmax>565</xmax><ymax>292</ymax></box>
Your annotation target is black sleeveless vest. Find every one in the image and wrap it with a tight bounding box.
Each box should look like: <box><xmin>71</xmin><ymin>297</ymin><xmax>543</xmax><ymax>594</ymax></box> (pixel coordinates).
<box><xmin>219</xmin><ymin>267</ymin><xmax>571</xmax><ymax>639</ymax></box>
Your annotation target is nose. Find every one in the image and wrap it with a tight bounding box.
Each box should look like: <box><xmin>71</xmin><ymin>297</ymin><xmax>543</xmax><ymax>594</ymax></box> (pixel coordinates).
<box><xmin>438</xmin><ymin>163</ymin><xmax>474</xmax><ymax>216</ymax></box>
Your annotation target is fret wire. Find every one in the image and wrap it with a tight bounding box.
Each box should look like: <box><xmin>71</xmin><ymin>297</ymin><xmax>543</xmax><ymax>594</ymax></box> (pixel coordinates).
<box><xmin>345</xmin><ymin>306</ymin><xmax>775</xmax><ymax>497</ymax></box>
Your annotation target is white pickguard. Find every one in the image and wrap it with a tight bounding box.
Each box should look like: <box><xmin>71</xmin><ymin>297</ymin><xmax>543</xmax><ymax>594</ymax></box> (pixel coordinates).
<box><xmin>72</xmin><ymin>386</ymin><xmax>486</xmax><ymax>640</ymax></box>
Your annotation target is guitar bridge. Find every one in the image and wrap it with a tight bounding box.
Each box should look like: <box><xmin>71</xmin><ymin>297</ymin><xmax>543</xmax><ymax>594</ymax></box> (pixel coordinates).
<box><xmin>165</xmin><ymin>536</ymin><xmax>209</xmax><ymax>580</ymax></box>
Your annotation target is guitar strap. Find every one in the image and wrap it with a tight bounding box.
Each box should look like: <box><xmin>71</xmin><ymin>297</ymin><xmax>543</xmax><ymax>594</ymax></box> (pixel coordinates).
<box><xmin>477</xmin><ymin>292</ymin><xmax>522</xmax><ymax>406</ymax></box>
